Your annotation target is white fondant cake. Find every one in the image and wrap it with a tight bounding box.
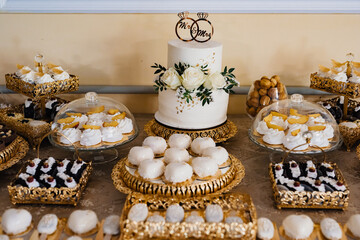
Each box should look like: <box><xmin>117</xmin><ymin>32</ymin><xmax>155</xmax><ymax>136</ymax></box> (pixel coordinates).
<box><xmin>155</xmin><ymin>39</ymin><xmax>229</xmax><ymax>130</ymax></box>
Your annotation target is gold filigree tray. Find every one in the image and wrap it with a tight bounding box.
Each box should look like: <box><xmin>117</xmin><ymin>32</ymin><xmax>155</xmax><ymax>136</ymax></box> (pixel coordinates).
<box><xmin>5</xmin><ymin>73</ymin><xmax>79</xmax><ymax>99</ymax></box>
<box><xmin>120</xmin><ymin>192</ymin><xmax>257</xmax><ymax>240</ymax></box>
<box><xmin>144</xmin><ymin>119</ymin><xmax>238</xmax><ymax>143</ymax></box>
<box><xmin>310</xmin><ymin>73</ymin><xmax>360</xmax><ymax>98</ymax></box>
<box><xmin>112</xmin><ymin>154</ymin><xmax>245</xmax><ymax>197</ymax></box>
<box><xmin>8</xmin><ymin>160</ymin><xmax>92</xmax><ymax>206</ymax></box>
<box><xmin>0</xmin><ymin>105</ymin><xmax>51</xmax><ymax>149</ymax></box>
<box><xmin>0</xmin><ymin>136</ymin><xmax>29</xmax><ymax>171</ymax></box>
<box><xmin>269</xmin><ymin>147</ymin><xmax>349</xmax><ymax>210</ymax></box>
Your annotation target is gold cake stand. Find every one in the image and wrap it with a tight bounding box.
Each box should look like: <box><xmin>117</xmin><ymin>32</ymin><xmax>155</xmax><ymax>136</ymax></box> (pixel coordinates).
<box><xmin>0</xmin><ymin>136</ymin><xmax>29</xmax><ymax>171</ymax></box>
<box><xmin>111</xmin><ymin>154</ymin><xmax>245</xmax><ymax>197</ymax></box>
<box><xmin>144</xmin><ymin>119</ymin><xmax>238</xmax><ymax>143</ymax></box>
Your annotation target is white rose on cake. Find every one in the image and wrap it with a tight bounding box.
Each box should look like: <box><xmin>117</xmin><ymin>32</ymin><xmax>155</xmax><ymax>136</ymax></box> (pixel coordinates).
<box><xmin>162</xmin><ymin>67</ymin><xmax>182</xmax><ymax>89</ymax></box>
<box><xmin>204</xmin><ymin>72</ymin><xmax>226</xmax><ymax>89</ymax></box>
<box><xmin>181</xmin><ymin>67</ymin><xmax>205</xmax><ymax>91</ymax></box>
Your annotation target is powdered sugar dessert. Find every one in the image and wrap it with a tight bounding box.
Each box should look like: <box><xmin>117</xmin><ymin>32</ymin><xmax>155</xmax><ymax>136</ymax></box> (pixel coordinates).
<box><xmin>163</xmin><ymin>148</ymin><xmax>190</xmax><ymax>164</ymax></box>
<box><xmin>164</xmin><ymin>162</ymin><xmax>193</xmax><ymax>183</ymax></box>
<box><xmin>168</xmin><ymin>134</ymin><xmax>192</xmax><ymax>149</ymax></box>
<box><xmin>1</xmin><ymin>209</ymin><xmax>32</xmax><ymax>235</ymax></box>
<box><xmin>128</xmin><ymin>146</ymin><xmax>154</xmax><ymax>166</ymax></box>
<box><xmin>67</xmin><ymin>210</ymin><xmax>98</xmax><ymax>235</ymax></box>
<box><xmin>190</xmin><ymin>137</ymin><xmax>216</xmax><ymax>155</ymax></box>
<box><xmin>142</xmin><ymin>136</ymin><xmax>167</xmax><ymax>155</ymax></box>
<box><xmin>138</xmin><ymin>159</ymin><xmax>165</xmax><ymax>179</ymax></box>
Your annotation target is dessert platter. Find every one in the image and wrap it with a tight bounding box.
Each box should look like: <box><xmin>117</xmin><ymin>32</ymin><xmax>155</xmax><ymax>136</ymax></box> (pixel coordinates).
<box><xmin>120</xmin><ymin>192</ymin><xmax>257</xmax><ymax>240</ymax></box>
<box><xmin>49</xmin><ymin>92</ymin><xmax>138</xmax><ymax>163</ymax></box>
<box><xmin>249</xmin><ymin>94</ymin><xmax>341</xmax><ymax>154</ymax></box>
<box><xmin>145</xmin><ymin>12</ymin><xmax>238</xmax><ymax>143</ymax></box>
<box><xmin>246</xmin><ymin>75</ymin><xmax>288</xmax><ymax>118</ymax></box>
<box><xmin>112</xmin><ymin>135</ymin><xmax>245</xmax><ymax>197</ymax></box>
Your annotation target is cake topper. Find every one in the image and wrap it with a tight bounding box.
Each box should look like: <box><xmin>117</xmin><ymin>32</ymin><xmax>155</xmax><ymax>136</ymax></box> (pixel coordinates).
<box><xmin>175</xmin><ymin>12</ymin><xmax>213</xmax><ymax>43</ymax></box>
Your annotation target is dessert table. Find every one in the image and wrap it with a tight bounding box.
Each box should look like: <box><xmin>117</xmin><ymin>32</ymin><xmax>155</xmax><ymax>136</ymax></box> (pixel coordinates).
<box><xmin>0</xmin><ymin>114</ymin><xmax>359</xmax><ymax>239</ymax></box>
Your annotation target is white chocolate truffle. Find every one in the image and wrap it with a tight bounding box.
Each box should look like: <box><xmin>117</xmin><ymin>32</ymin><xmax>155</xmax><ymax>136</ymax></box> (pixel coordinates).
<box><xmin>257</xmin><ymin>217</ymin><xmax>274</xmax><ymax>240</ymax></box>
<box><xmin>320</xmin><ymin>218</ymin><xmax>342</xmax><ymax>240</ymax></box>
<box><xmin>103</xmin><ymin>215</ymin><xmax>120</xmax><ymax>235</ymax></box>
<box><xmin>282</xmin><ymin>215</ymin><xmax>314</xmax><ymax>240</ymax></box>
<box><xmin>128</xmin><ymin>146</ymin><xmax>154</xmax><ymax>166</ymax></box>
<box><xmin>147</xmin><ymin>214</ymin><xmax>165</xmax><ymax>223</ymax></box>
<box><xmin>166</xmin><ymin>204</ymin><xmax>184</xmax><ymax>223</ymax></box>
<box><xmin>67</xmin><ymin>210</ymin><xmax>98</xmax><ymax>235</ymax></box>
<box><xmin>37</xmin><ymin>214</ymin><xmax>58</xmax><ymax>235</ymax></box>
<box><xmin>168</xmin><ymin>134</ymin><xmax>192</xmax><ymax>149</ymax></box>
<box><xmin>143</xmin><ymin>136</ymin><xmax>167</xmax><ymax>155</ymax></box>
<box><xmin>138</xmin><ymin>159</ymin><xmax>165</xmax><ymax>179</ymax></box>
<box><xmin>164</xmin><ymin>162</ymin><xmax>193</xmax><ymax>183</ymax></box>
<box><xmin>128</xmin><ymin>203</ymin><xmax>148</xmax><ymax>222</ymax></box>
<box><xmin>347</xmin><ymin>214</ymin><xmax>360</xmax><ymax>238</ymax></box>
<box><xmin>205</xmin><ymin>204</ymin><xmax>223</xmax><ymax>223</ymax></box>
<box><xmin>164</xmin><ymin>148</ymin><xmax>190</xmax><ymax>164</ymax></box>
<box><xmin>1</xmin><ymin>208</ymin><xmax>32</xmax><ymax>235</ymax></box>
<box><xmin>191</xmin><ymin>137</ymin><xmax>216</xmax><ymax>155</ymax></box>
<box><xmin>0</xmin><ymin>235</ymin><xmax>9</xmax><ymax>240</ymax></box>
<box><xmin>202</xmin><ymin>146</ymin><xmax>229</xmax><ymax>165</ymax></box>
<box><xmin>192</xmin><ymin>157</ymin><xmax>218</xmax><ymax>178</ymax></box>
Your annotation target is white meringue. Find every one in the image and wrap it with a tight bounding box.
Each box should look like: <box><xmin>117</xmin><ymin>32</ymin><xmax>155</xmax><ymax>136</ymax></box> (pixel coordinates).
<box><xmin>164</xmin><ymin>162</ymin><xmax>193</xmax><ymax>183</ymax></box>
<box><xmin>282</xmin><ymin>215</ymin><xmax>314</xmax><ymax>240</ymax></box>
<box><xmin>128</xmin><ymin>146</ymin><xmax>154</xmax><ymax>166</ymax></box>
<box><xmin>190</xmin><ymin>137</ymin><xmax>216</xmax><ymax>155</ymax></box>
<box><xmin>80</xmin><ymin>129</ymin><xmax>102</xmax><ymax>146</ymax></box>
<box><xmin>166</xmin><ymin>204</ymin><xmax>184</xmax><ymax>223</ymax></box>
<box><xmin>168</xmin><ymin>134</ymin><xmax>192</xmax><ymax>149</ymax></box>
<box><xmin>138</xmin><ymin>159</ymin><xmax>165</xmax><ymax>179</ymax></box>
<box><xmin>1</xmin><ymin>209</ymin><xmax>32</xmax><ymax>235</ymax></box>
<box><xmin>143</xmin><ymin>136</ymin><xmax>167</xmax><ymax>155</ymax></box>
<box><xmin>320</xmin><ymin>218</ymin><xmax>342</xmax><ymax>240</ymax></box>
<box><xmin>67</xmin><ymin>210</ymin><xmax>98</xmax><ymax>235</ymax></box>
<box><xmin>163</xmin><ymin>148</ymin><xmax>190</xmax><ymax>164</ymax></box>
<box><xmin>192</xmin><ymin>157</ymin><xmax>218</xmax><ymax>178</ymax></box>
<box><xmin>202</xmin><ymin>146</ymin><xmax>229</xmax><ymax>165</ymax></box>
<box><xmin>257</xmin><ymin>217</ymin><xmax>274</xmax><ymax>240</ymax></box>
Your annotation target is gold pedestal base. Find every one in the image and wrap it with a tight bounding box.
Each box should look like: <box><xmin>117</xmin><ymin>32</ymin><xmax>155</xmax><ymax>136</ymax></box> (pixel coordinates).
<box><xmin>144</xmin><ymin>119</ymin><xmax>237</xmax><ymax>143</ymax></box>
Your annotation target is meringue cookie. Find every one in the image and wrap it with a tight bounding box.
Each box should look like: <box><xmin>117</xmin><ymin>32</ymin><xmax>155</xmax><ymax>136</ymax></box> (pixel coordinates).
<box><xmin>1</xmin><ymin>209</ymin><xmax>32</xmax><ymax>235</ymax></box>
<box><xmin>67</xmin><ymin>236</ymin><xmax>82</xmax><ymax>240</ymax></box>
<box><xmin>320</xmin><ymin>218</ymin><xmax>342</xmax><ymax>240</ymax></box>
<box><xmin>202</xmin><ymin>146</ymin><xmax>229</xmax><ymax>165</ymax></box>
<box><xmin>142</xmin><ymin>136</ymin><xmax>167</xmax><ymax>155</ymax></box>
<box><xmin>282</xmin><ymin>215</ymin><xmax>314</xmax><ymax>240</ymax></box>
<box><xmin>101</xmin><ymin>127</ymin><xmax>123</xmax><ymax>142</ymax></box>
<box><xmin>257</xmin><ymin>217</ymin><xmax>274</xmax><ymax>240</ymax></box>
<box><xmin>163</xmin><ymin>148</ymin><xmax>190</xmax><ymax>164</ymax></box>
<box><xmin>205</xmin><ymin>204</ymin><xmax>223</xmax><ymax>223</ymax></box>
<box><xmin>166</xmin><ymin>204</ymin><xmax>184</xmax><ymax>223</ymax></box>
<box><xmin>103</xmin><ymin>215</ymin><xmax>120</xmax><ymax>235</ymax></box>
<box><xmin>190</xmin><ymin>137</ymin><xmax>216</xmax><ymax>155</ymax></box>
<box><xmin>288</xmin><ymin>124</ymin><xmax>308</xmax><ymax>133</ymax></box>
<box><xmin>192</xmin><ymin>157</ymin><xmax>218</xmax><ymax>178</ymax></box>
<box><xmin>168</xmin><ymin>134</ymin><xmax>192</xmax><ymax>149</ymax></box>
<box><xmin>138</xmin><ymin>159</ymin><xmax>165</xmax><ymax>179</ymax></box>
<box><xmin>20</xmin><ymin>70</ymin><xmax>37</xmax><ymax>84</ymax></box>
<box><xmin>67</xmin><ymin>210</ymin><xmax>98</xmax><ymax>235</ymax></box>
<box><xmin>85</xmin><ymin>119</ymin><xmax>103</xmax><ymax>127</ymax></box>
<box><xmin>263</xmin><ymin>129</ymin><xmax>284</xmax><ymax>145</ymax></box>
<box><xmin>80</xmin><ymin>129</ymin><xmax>102</xmax><ymax>146</ymax></box>
<box><xmin>37</xmin><ymin>214</ymin><xmax>58</xmax><ymax>235</ymax></box>
<box><xmin>60</xmin><ymin>128</ymin><xmax>81</xmax><ymax>144</ymax></box>
<box><xmin>128</xmin><ymin>146</ymin><xmax>154</xmax><ymax>166</ymax></box>
<box><xmin>283</xmin><ymin>131</ymin><xmax>308</xmax><ymax>150</ymax></box>
<box><xmin>88</xmin><ymin>112</ymin><xmax>106</xmax><ymax>122</ymax></box>
<box><xmin>332</xmin><ymin>71</ymin><xmax>348</xmax><ymax>82</ymax></box>
<box><xmin>73</xmin><ymin>115</ymin><xmax>88</xmax><ymax>129</ymax></box>
<box><xmin>35</xmin><ymin>73</ymin><xmax>54</xmax><ymax>84</ymax></box>
<box><xmin>256</xmin><ymin>121</ymin><xmax>270</xmax><ymax>135</ymax></box>
<box><xmin>346</xmin><ymin>214</ymin><xmax>360</xmax><ymax>238</ymax></box>
<box><xmin>164</xmin><ymin>162</ymin><xmax>193</xmax><ymax>183</ymax></box>
<box><xmin>53</xmin><ymin>70</ymin><xmax>70</xmax><ymax>81</ymax></box>
<box><xmin>128</xmin><ymin>204</ymin><xmax>148</xmax><ymax>222</ymax></box>
<box><xmin>116</xmin><ymin>118</ymin><xmax>133</xmax><ymax>134</ymax></box>
<box><xmin>309</xmin><ymin>131</ymin><xmax>329</xmax><ymax>148</ymax></box>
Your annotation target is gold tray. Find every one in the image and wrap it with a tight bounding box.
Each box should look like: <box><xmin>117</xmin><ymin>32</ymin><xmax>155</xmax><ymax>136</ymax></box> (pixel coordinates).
<box><xmin>112</xmin><ymin>154</ymin><xmax>245</xmax><ymax>197</ymax></box>
<box><xmin>310</xmin><ymin>73</ymin><xmax>360</xmax><ymax>98</ymax></box>
<box><xmin>0</xmin><ymin>136</ymin><xmax>29</xmax><ymax>171</ymax></box>
<box><xmin>269</xmin><ymin>149</ymin><xmax>349</xmax><ymax>210</ymax></box>
<box><xmin>144</xmin><ymin>119</ymin><xmax>238</xmax><ymax>143</ymax></box>
<box><xmin>5</xmin><ymin>73</ymin><xmax>79</xmax><ymax>99</ymax></box>
<box><xmin>340</xmin><ymin>123</ymin><xmax>360</xmax><ymax>151</ymax></box>
<box><xmin>120</xmin><ymin>192</ymin><xmax>257</xmax><ymax>240</ymax></box>
<box><xmin>0</xmin><ymin>105</ymin><xmax>51</xmax><ymax>149</ymax></box>
<box><xmin>8</xmin><ymin>160</ymin><xmax>92</xmax><ymax>206</ymax></box>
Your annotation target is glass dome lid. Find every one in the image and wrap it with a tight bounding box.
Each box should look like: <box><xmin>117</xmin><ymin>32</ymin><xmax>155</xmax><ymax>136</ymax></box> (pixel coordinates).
<box><xmin>249</xmin><ymin>94</ymin><xmax>341</xmax><ymax>154</ymax></box>
<box><xmin>49</xmin><ymin>92</ymin><xmax>138</xmax><ymax>151</ymax></box>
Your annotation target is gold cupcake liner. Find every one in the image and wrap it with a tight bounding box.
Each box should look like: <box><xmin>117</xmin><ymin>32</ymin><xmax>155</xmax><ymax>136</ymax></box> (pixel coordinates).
<box><xmin>144</xmin><ymin>119</ymin><xmax>238</xmax><ymax>143</ymax></box>
<box><xmin>0</xmin><ymin>136</ymin><xmax>29</xmax><ymax>171</ymax></box>
<box><xmin>119</xmin><ymin>192</ymin><xmax>257</xmax><ymax>240</ymax></box>
<box><xmin>111</xmin><ymin>154</ymin><xmax>245</xmax><ymax>197</ymax></box>
<box><xmin>8</xmin><ymin>161</ymin><xmax>92</xmax><ymax>206</ymax></box>
<box><xmin>310</xmin><ymin>73</ymin><xmax>360</xmax><ymax>98</ymax></box>
<box><xmin>5</xmin><ymin>73</ymin><xmax>79</xmax><ymax>99</ymax></box>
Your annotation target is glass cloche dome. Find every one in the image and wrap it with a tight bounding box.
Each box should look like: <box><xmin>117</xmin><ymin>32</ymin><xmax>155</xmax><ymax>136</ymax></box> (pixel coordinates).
<box><xmin>249</xmin><ymin>94</ymin><xmax>341</xmax><ymax>154</ymax></box>
<box><xmin>49</xmin><ymin>92</ymin><xmax>138</xmax><ymax>162</ymax></box>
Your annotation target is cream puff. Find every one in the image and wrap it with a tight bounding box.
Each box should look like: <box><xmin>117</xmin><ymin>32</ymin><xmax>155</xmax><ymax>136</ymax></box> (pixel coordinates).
<box><xmin>201</xmin><ymin>146</ymin><xmax>229</xmax><ymax>165</ymax></box>
<box><xmin>192</xmin><ymin>157</ymin><xmax>218</xmax><ymax>178</ymax></box>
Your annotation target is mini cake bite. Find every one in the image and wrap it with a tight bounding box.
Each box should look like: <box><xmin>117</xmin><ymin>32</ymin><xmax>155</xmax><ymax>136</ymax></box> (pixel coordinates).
<box><xmin>282</xmin><ymin>215</ymin><xmax>314</xmax><ymax>240</ymax></box>
<box><xmin>346</xmin><ymin>214</ymin><xmax>360</xmax><ymax>238</ymax></box>
<box><xmin>205</xmin><ymin>204</ymin><xmax>223</xmax><ymax>223</ymax></box>
<box><xmin>138</xmin><ymin>159</ymin><xmax>165</xmax><ymax>179</ymax></box>
<box><xmin>164</xmin><ymin>162</ymin><xmax>193</xmax><ymax>183</ymax></box>
<box><xmin>185</xmin><ymin>212</ymin><xmax>204</xmax><ymax>223</ymax></box>
<box><xmin>128</xmin><ymin>146</ymin><xmax>154</xmax><ymax>166</ymax></box>
<box><xmin>166</xmin><ymin>204</ymin><xmax>184</xmax><ymax>223</ymax></box>
<box><xmin>190</xmin><ymin>137</ymin><xmax>216</xmax><ymax>155</ymax></box>
<box><xmin>202</xmin><ymin>146</ymin><xmax>229</xmax><ymax>165</ymax></box>
<box><xmin>103</xmin><ymin>215</ymin><xmax>120</xmax><ymax>236</ymax></box>
<box><xmin>257</xmin><ymin>217</ymin><xmax>274</xmax><ymax>240</ymax></box>
<box><xmin>320</xmin><ymin>218</ymin><xmax>342</xmax><ymax>240</ymax></box>
<box><xmin>192</xmin><ymin>157</ymin><xmax>218</xmax><ymax>178</ymax></box>
<box><xmin>163</xmin><ymin>148</ymin><xmax>190</xmax><ymax>164</ymax></box>
<box><xmin>142</xmin><ymin>136</ymin><xmax>167</xmax><ymax>155</ymax></box>
<box><xmin>37</xmin><ymin>214</ymin><xmax>58</xmax><ymax>235</ymax></box>
<box><xmin>67</xmin><ymin>210</ymin><xmax>98</xmax><ymax>235</ymax></box>
<box><xmin>1</xmin><ymin>208</ymin><xmax>32</xmax><ymax>235</ymax></box>
<box><xmin>168</xmin><ymin>134</ymin><xmax>192</xmax><ymax>149</ymax></box>
<box><xmin>128</xmin><ymin>203</ymin><xmax>148</xmax><ymax>222</ymax></box>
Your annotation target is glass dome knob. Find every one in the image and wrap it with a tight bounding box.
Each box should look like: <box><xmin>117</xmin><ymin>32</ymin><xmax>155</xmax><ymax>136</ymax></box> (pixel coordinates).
<box><xmin>34</xmin><ymin>54</ymin><xmax>44</xmax><ymax>63</ymax></box>
<box><xmin>290</xmin><ymin>94</ymin><xmax>304</xmax><ymax>104</ymax></box>
<box><xmin>85</xmin><ymin>92</ymin><xmax>98</xmax><ymax>103</ymax></box>
<box><xmin>346</xmin><ymin>53</ymin><xmax>354</xmax><ymax>62</ymax></box>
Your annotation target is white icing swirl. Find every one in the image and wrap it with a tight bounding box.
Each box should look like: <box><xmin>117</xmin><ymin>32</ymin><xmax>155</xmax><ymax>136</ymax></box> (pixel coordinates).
<box><xmin>53</xmin><ymin>70</ymin><xmax>70</xmax><ymax>81</ymax></box>
<box><xmin>37</xmin><ymin>214</ymin><xmax>58</xmax><ymax>235</ymax></box>
<box><xmin>101</xmin><ymin>127</ymin><xmax>123</xmax><ymax>142</ymax></box>
<box><xmin>309</xmin><ymin>131</ymin><xmax>329</xmax><ymax>148</ymax></box>
<box><xmin>35</xmin><ymin>73</ymin><xmax>54</xmax><ymax>84</ymax></box>
<box><xmin>283</xmin><ymin>132</ymin><xmax>308</xmax><ymax>150</ymax></box>
<box><xmin>80</xmin><ymin>129</ymin><xmax>102</xmax><ymax>146</ymax></box>
<box><xmin>116</xmin><ymin>117</ymin><xmax>133</xmax><ymax>134</ymax></box>
<box><xmin>60</xmin><ymin>128</ymin><xmax>81</xmax><ymax>144</ymax></box>
<box><xmin>263</xmin><ymin>129</ymin><xmax>284</xmax><ymax>145</ymax></box>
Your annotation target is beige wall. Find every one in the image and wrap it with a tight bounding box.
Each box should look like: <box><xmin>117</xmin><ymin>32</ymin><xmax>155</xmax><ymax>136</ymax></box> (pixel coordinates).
<box><xmin>0</xmin><ymin>13</ymin><xmax>359</xmax><ymax>113</ymax></box>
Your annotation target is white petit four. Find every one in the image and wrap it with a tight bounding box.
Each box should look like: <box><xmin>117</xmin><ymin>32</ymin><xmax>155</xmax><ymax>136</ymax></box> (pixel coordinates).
<box><xmin>166</xmin><ymin>204</ymin><xmax>184</xmax><ymax>223</ymax></box>
<box><xmin>37</xmin><ymin>214</ymin><xmax>58</xmax><ymax>235</ymax></box>
<box><xmin>142</xmin><ymin>136</ymin><xmax>167</xmax><ymax>155</ymax></box>
<box><xmin>168</xmin><ymin>134</ymin><xmax>192</xmax><ymax>149</ymax></box>
<box><xmin>192</xmin><ymin>157</ymin><xmax>218</xmax><ymax>178</ymax></box>
<box><xmin>67</xmin><ymin>210</ymin><xmax>98</xmax><ymax>234</ymax></box>
<box><xmin>202</xmin><ymin>146</ymin><xmax>229</xmax><ymax>165</ymax></box>
<box><xmin>257</xmin><ymin>217</ymin><xmax>274</xmax><ymax>240</ymax></box>
<box><xmin>128</xmin><ymin>203</ymin><xmax>148</xmax><ymax>222</ymax></box>
<box><xmin>128</xmin><ymin>146</ymin><xmax>154</xmax><ymax>166</ymax></box>
<box><xmin>138</xmin><ymin>159</ymin><xmax>165</xmax><ymax>179</ymax></box>
<box><xmin>1</xmin><ymin>208</ymin><xmax>32</xmax><ymax>235</ymax></box>
<box><xmin>205</xmin><ymin>204</ymin><xmax>223</xmax><ymax>223</ymax></box>
<box><xmin>164</xmin><ymin>162</ymin><xmax>193</xmax><ymax>183</ymax></box>
<box><xmin>282</xmin><ymin>215</ymin><xmax>314</xmax><ymax>240</ymax></box>
<box><xmin>163</xmin><ymin>148</ymin><xmax>190</xmax><ymax>164</ymax></box>
<box><xmin>320</xmin><ymin>218</ymin><xmax>342</xmax><ymax>240</ymax></box>
<box><xmin>190</xmin><ymin>137</ymin><xmax>216</xmax><ymax>155</ymax></box>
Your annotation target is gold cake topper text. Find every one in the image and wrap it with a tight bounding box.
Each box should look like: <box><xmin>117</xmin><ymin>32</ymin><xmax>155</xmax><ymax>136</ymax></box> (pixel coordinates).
<box><xmin>175</xmin><ymin>11</ymin><xmax>214</xmax><ymax>43</ymax></box>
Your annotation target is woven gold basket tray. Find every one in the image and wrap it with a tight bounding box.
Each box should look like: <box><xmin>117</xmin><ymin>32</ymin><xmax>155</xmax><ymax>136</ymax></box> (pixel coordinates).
<box><xmin>5</xmin><ymin>73</ymin><xmax>79</xmax><ymax>99</ymax></box>
<box><xmin>112</xmin><ymin>154</ymin><xmax>245</xmax><ymax>197</ymax></box>
<box><xmin>120</xmin><ymin>192</ymin><xmax>257</xmax><ymax>240</ymax></box>
<box><xmin>269</xmin><ymin>146</ymin><xmax>349</xmax><ymax>210</ymax></box>
<box><xmin>0</xmin><ymin>136</ymin><xmax>29</xmax><ymax>171</ymax></box>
